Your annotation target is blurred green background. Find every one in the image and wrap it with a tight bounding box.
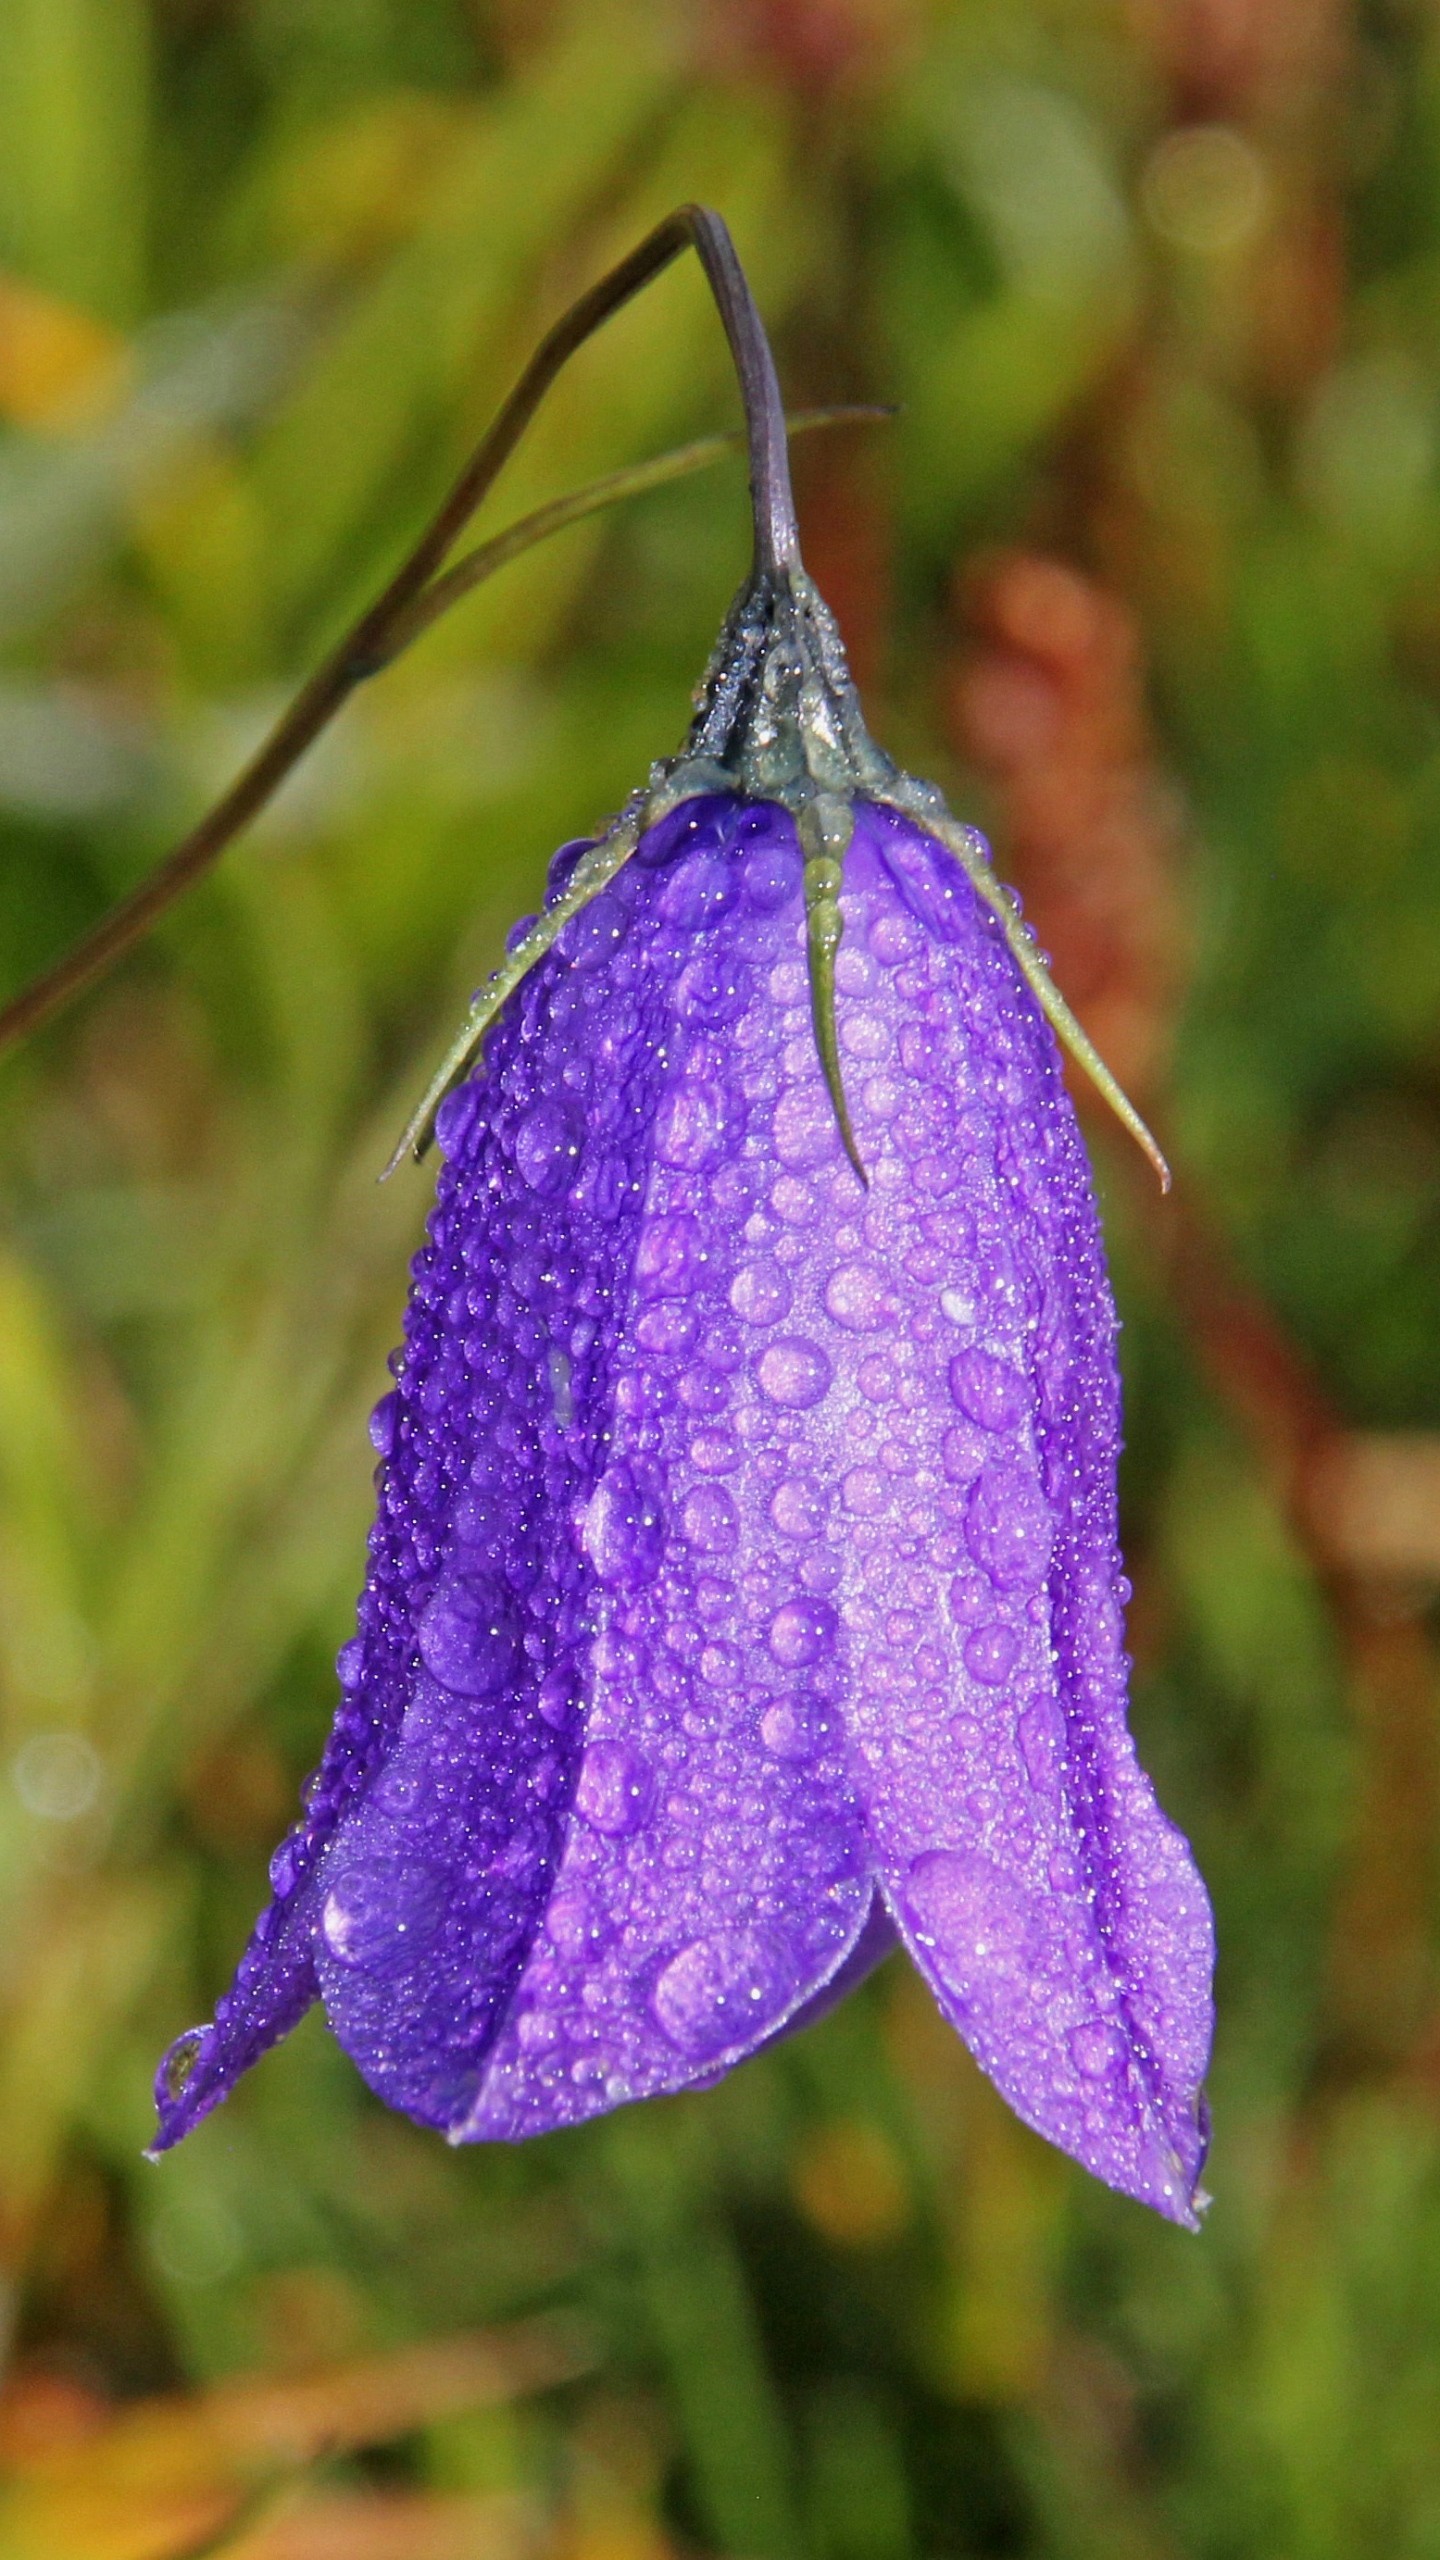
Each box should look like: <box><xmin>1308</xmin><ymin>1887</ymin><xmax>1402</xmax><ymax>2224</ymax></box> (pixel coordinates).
<box><xmin>1</xmin><ymin>1</ymin><xmax>1439</xmax><ymax>2554</ymax></box>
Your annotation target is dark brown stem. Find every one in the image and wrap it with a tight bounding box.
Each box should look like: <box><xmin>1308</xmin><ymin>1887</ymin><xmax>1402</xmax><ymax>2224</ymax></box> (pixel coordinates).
<box><xmin>0</xmin><ymin>206</ymin><xmax>800</xmax><ymax>1059</ymax></box>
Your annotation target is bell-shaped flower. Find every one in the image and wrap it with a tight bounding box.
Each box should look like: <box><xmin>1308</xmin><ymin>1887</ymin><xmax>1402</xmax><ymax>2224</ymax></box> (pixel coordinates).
<box><xmin>152</xmin><ymin>212</ymin><xmax>1212</xmax><ymax>2225</ymax></box>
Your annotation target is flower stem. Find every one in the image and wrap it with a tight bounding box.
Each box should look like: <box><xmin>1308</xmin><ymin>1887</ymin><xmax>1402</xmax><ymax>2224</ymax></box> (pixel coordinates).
<box><xmin>0</xmin><ymin>208</ymin><xmax>838</xmax><ymax>1061</ymax></box>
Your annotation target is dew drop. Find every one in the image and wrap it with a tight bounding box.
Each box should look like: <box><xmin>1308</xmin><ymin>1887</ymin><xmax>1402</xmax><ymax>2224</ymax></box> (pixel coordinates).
<box><xmin>759</xmin><ymin>1696</ymin><xmax>828</xmax><ymax>1762</ymax></box>
<box><xmin>417</xmin><ymin>1575</ymin><xmax>520</xmax><ymax>1696</ymax></box>
<box><xmin>635</xmin><ymin>1213</ymin><xmax>704</xmax><ymax>1299</ymax></box>
<box><xmin>655</xmin><ymin>1081</ymin><xmax>732</xmax><ymax>1171</ymax></box>
<box><xmin>842</xmin><ymin>1466</ymin><xmax>888</xmax><ymax>1518</ymax></box>
<box><xmin>1070</xmin><ymin>2019</ymin><xmax>1123</xmax><ymax>2079</ymax></box>
<box><xmin>372</xmin><ymin>1755</ymin><xmax>425</xmax><ymax>1816</ymax></box>
<box><xmin>773</xmin><ymin>1087</ymin><xmax>838</xmax><ymax>1171</ymax></box>
<box><xmin>575</xmin><ymin>1738</ymin><xmax>655</xmax><ymax>1837</ymax></box>
<box><xmin>651</xmin><ymin>1926</ymin><xmax>791</xmax><ymax>2056</ymax></box>
<box><xmin>756</xmin><ymin>1336</ymin><xmax>832</xmax><ymax>1409</ymax></box>
<box><xmin>823</xmin><ymin>1263</ymin><xmax>894</xmax><ymax>1332</ymax></box>
<box><xmin>513</xmin><ymin>1100</ymin><xmax>584</xmax><ymax>1196</ymax></box>
<box><xmin>771</xmin><ymin>1476</ymin><xmax>826</xmax><ymax>1538</ymax></box>
<box><xmin>962</xmin><ymin>1622</ymin><xmax>1021</xmax><ymax>1685</ymax></box>
<box><xmin>730</xmin><ymin>1260</ymin><xmax>792</xmax><ymax>1326</ymax></box>
<box><xmin>948</xmin><ymin>1348</ymin><xmax>1028</xmax><ymax>1432</ymax></box>
<box><xmin>268</xmin><ymin>1833</ymin><xmax>302</xmax><ymax>1896</ymax></box>
<box><xmin>742</xmin><ymin>840</ymin><xmax>802</xmax><ymax>914</ymax></box>
<box><xmin>681</xmin><ymin>1483</ymin><xmax>738</xmax><ymax>1553</ymax></box>
<box><xmin>767</xmin><ymin>1598</ymin><xmax>837</xmax><ymax>1668</ymax></box>
<box><xmin>320</xmin><ymin>1862</ymin><xmax>444</xmax><ymax>1969</ymax></box>
<box><xmin>157</xmin><ymin>2025</ymin><xmax>207</xmax><ymax>2105</ymax></box>
<box><xmin>661</xmin><ymin>851</ymin><xmax>738</xmax><ymax>931</ymax></box>
<box><xmin>583</xmin><ymin>1461</ymin><xmax>666</xmax><ymax>1588</ymax></box>
<box><xmin>368</xmin><ymin>1391</ymin><xmax>400</xmax><ymax>1457</ymax></box>
<box><xmin>434</xmin><ymin>1081</ymin><xmax>481</xmax><ymax>1162</ymax></box>
<box><xmin>964</xmin><ymin>1465</ymin><xmax>1056</xmax><ymax>1589</ymax></box>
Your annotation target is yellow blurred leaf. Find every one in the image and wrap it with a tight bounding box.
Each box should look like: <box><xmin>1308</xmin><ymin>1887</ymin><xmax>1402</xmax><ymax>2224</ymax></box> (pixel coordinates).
<box><xmin>0</xmin><ymin>275</ymin><xmax>129</xmax><ymax>431</ymax></box>
<box><xmin>0</xmin><ymin>2322</ymin><xmax>591</xmax><ymax>2560</ymax></box>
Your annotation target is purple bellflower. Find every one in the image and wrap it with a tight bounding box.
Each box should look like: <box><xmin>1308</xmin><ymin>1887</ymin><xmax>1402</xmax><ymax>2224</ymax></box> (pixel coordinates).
<box><xmin>152</xmin><ymin>212</ymin><xmax>1213</xmax><ymax>2224</ymax></box>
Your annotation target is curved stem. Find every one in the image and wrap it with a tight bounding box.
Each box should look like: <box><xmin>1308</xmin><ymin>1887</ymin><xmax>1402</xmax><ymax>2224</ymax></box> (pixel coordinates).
<box><xmin>0</xmin><ymin>206</ymin><xmax>801</xmax><ymax>1059</ymax></box>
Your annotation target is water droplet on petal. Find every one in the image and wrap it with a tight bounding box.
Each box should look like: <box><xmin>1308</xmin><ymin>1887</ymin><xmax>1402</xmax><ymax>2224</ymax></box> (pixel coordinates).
<box><xmin>962</xmin><ymin>1622</ymin><xmax>1021</xmax><ymax>1685</ymax></box>
<box><xmin>655</xmin><ymin>1081</ymin><xmax>733</xmax><ymax>1170</ymax></box>
<box><xmin>635</xmin><ymin>1213</ymin><xmax>705</xmax><ymax>1299</ymax></box>
<box><xmin>157</xmin><ymin>2025</ymin><xmax>207</xmax><ymax>2105</ymax></box>
<box><xmin>681</xmin><ymin>1483</ymin><xmax>738</xmax><ymax>1553</ymax></box>
<box><xmin>514</xmin><ymin>1100</ymin><xmax>584</xmax><ymax>1196</ymax></box>
<box><xmin>652</xmin><ymin>1925</ymin><xmax>791</xmax><ymax>2055</ymax></box>
<box><xmin>435</xmin><ymin>1082</ymin><xmax>482</xmax><ymax>1162</ymax></box>
<box><xmin>268</xmin><ymin>1833</ymin><xmax>303</xmax><ymax>1896</ymax></box>
<box><xmin>771</xmin><ymin>1477</ymin><xmax>826</xmax><ymax>1538</ymax></box>
<box><xmin>759</xmin><ymin>1697</ymin><xmax>829</xmax><ymax>1761</ymax></box>
<box><xmin>583</xmin><ymin>1461</ymin><xmax>666</xmax><ymax>1587</ymax></box>
<box><xmin>964</xmin><ymin>1465</ymin><xmax>1055</xmax><ymax>1589</ymax></box>
<box><xmin>661</xmin><ymin>851</ymin><xmax>738</xmax><ymax>931</ymax></box>
<box><xmin>575</xmin><ymin>1738</ymin><xmax>655</xmax><ymax>1837</ymax></box>
<box><xmin>368</xmin><ymin>1392</ymin><xmax>400</xmax><ymax>1457</ymax></box>
<box><xmin>417</xmin><ymin>1575</ymin><xmax>520</xmax><ymax>1696</ymax></box>
<box><xmin>949</xmin><ymin>1348</ymin><xmax>1028</xmax><ymax>1432</ymax></box>
<box><xmin>823</xmin><ymin>1263</ymin><xmax>895</xmax><ymax>1331</ymax></box>
<box><xmin>1070</xmin><ymin>2020</ymin><xmax>1123</xmax><ymax>2079</ymax></box>
<box><xmin>730</xmin><ymin>1260</ymin><xmax>792</xmax><ymax>1326</ymax></box>
<box><xmin>372</xmin><ymin>1754</ymin><xmax>426</xmax><ymax>1815</ymax></box>
<box><xmin>767</xmin><ymin>1598</ymin><xmax>837</xmax><ymax>1668</ymax></box>
<box><xmin>756</xmin><ymin>1337</ymin><xmax>832</xmax><ymax>1409</ymax></box>
<box><xmin>742</xmin><ymin>841</ymin><xmax>802</xmax><ymax>914</ymax></box>
<box><xmin>773</xmin><ymin>1087</ymin><xmax>838</xmax><ymax>1171</ymax></box>
<box><xmin>1018</xmin><ymin>1697</ymin><xmax>1064</xmax><ymax>1790</ymax></box>
<box><xmin>321</xmin><ymin>1862</ymin><xmax>444</xmax><ymax>1969</ymax></box>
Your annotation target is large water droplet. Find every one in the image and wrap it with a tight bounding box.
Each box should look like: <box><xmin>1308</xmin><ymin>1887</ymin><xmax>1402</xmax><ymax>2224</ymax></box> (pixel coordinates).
<box><xmin>730</xmin><ymin>1260</ymin><xmax>791</xmax><ymax>1326</ymax></box>
<box><xmin>767</xmin><ymin>1598</ymin><xmax>837</xmax><ymax>1668</ymax></box>
<box><xmin>575</xmin><ymin>1738</ymin><xmax>655</xmax><ymax>1837</ymax></box>
<box><xmin>902</xmin><ymin>1848</ymin><xmax>1042</xmax><ymax>1996</ymax></box>
<box><xmin>661</xmin><ymin>851</ymin><xmax>738</xmax><ymax>931</ymax></box>
<box><xmin>514</xmin><ymin>1100</ymin><xmax>584</xmax><ymax>1196</ymax></box>
<box><xmin>368</xmin><ymin>1391</ymin><xmax>400</xmax><ymax>1457</ymax></box>
<box><xmin>652</xmin><ymin>1925</ymin><xmax>791</xmax><ymax>2056</ymax></box>
<box><xmin>948</xmin><ymin>1348</ymin><xmax>1028</xmax><ymax>1432</ymax></box>
<box><xmin>756</xmin><ymin>1337</ymin><xmax>832</xmax><ymax>1409</ymax></box>
<box><xmin>584</xmin><ymin>1460</ymin><xmax>666</xmax><ymax>1587</ymax></box>
<box><xmin>434</xmin><ymin>1081</ymin><xmax>482</xmax><ymax>1162</ymax></box>
<box><xmin>1070</xmin><ymin>2019</ymin><xmax>1123</xmax><ymax>2079</ymax></box>
<box><xmin>742</xmin><ymin>840</ymin><xmax>802</xmax><ymax>914</ymax></box>
<box><xmin>964</xmin><ymin>1465</ymin><xmax>1055</xmax><ymax>1590</ymax></box>
<box><xmin>655</xmin><ymin>1081</ymin><xmax>733</xmax><ymax>1171</ymax></box>
<box><xmin>372</xmin><ymin>1755</ymin><xmax>426</xmax><ymax>1816</ymax></box>
<box><xmin>771</xmin><ymin>1476</ymin><xmax>826</xmax><ymax>1538</ymax></box>
<box><xmin>635</xmin><ymin>1213</ymin><xmax>704</xmax><ymax>1299</ymax></box>
<box><xmin>823</xmin><ymin>1263</ymin><xmax>895</xmax><ymax>1332</ymax></box>
<box><xmin>773</xmin><ymin>1087</ymin><xmax>838</xmax><ymax>1171</ymax></box>
<box><xmin>320</xmin><ymin>1861</ymin><xmax>444</xmax><ymax>1969</ymax></box>
<box><xmin>156</xmin><ymin>2025</ymin><xmax>207</xmax><ymax>2105</ymax></box>
<box><xmin>681</xmin><ymin>1483</ymin><xmax>738</xmax><ymax>1553</ymax></box>
<box><xmin>417</xmin><ymin>1574</ymin><xmax>520</xmax><ymax>1696</ymax></box>
<box><xmin>758</xmin><ymin>1696</ymin><xmax>829</xmax><ymax>1762</ymax></box>
<box><xmin>961</xmin><ymin>1622</ymin><xmax>1021</xmax><ymax>1685</ymax></box>
<box><xmin>268</xmin><ymin>1832</ymin><xmax>303</xmax><ymax>1896</ymax></box>
<box><xmin>677</xmin><ymin>948</ymin><xmax>752</xmax><ymax>1024</ymax></box>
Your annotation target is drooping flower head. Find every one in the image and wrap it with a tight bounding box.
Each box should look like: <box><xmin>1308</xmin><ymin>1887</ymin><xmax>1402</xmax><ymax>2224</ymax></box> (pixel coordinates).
<box><xmin>152</xmin><ymin>212</ymin><xmax>1213</xmax><ymax>2224</ymax></box>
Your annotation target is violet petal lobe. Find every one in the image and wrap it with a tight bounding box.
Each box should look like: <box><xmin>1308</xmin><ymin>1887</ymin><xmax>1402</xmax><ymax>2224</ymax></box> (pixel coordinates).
<box><xmin>152</xmin><ymin>791</ymin><xmax>1213</xmax><ymax>2226</ymax></box>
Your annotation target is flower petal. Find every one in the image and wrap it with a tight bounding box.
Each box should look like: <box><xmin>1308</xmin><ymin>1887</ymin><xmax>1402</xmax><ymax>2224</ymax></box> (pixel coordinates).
<box><xmin>756</xmin><ymin>802</ymin><xmax>1212</xmax><ymax>2223</ymax></box>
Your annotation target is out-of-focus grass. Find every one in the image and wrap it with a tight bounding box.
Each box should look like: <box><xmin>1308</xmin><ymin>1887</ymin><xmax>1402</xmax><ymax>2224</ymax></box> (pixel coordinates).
<box><xmin>3</xmin><ymin>3</ymin><xmax>1440</xmax><ymax>2556</ymax></box>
